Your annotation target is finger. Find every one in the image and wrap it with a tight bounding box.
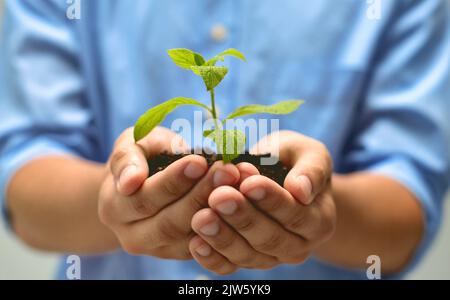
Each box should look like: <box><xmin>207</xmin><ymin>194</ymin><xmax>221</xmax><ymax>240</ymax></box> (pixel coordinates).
<box><xmin>127</xmin><ymin>161</ymin><xmax>240</xmax><ymax>251</ymax></box>
<box><xmin>240</xmin><ymin>175</ymin><xmax>327</xmax><ymax>240</ymax></box>
<box><xmin>110</xmin><ymin>127</ymin><xmax>188</xmax><ymax>196</ymax></box>
<box><xmin>189</xmin><ymin>235</ymin><xmax>238</xmax><ymax>276</ymax></box>
<box><xmin>191</xmin><ymin>208</ymin><xmax>278</xmax><ymax>269</ymax></box>
<box><xmin>109</xmin><ymin>128</ymin><xmax>149</xmax><ymax>196</ymax></box>
<box><xmin>113</xmin><ymin>222</ymin><xmax>194</xmax><ymax>260</ymax></box>
<box><xmin>236</xmin><ymin>162</ymin><xmax>260</xmax><ymax>185</ymax></box>
<box><xmin>284</xmin><ymin>148</ymin><xmax>332</xmax><ymax>205</ymax></box>
<box><xmin>111</xmin><ymin>154</ymin><xmax>208</xmax><ymax>223</ymax></box>
<box><xmin>250</xmin><ymin>131</ymin><xmax>332</xmax><ymax>205</ymax></box>
<box><xmin>136</xmin><ymin>126</ymin><xmax>189</xmax><ymax>157</ymax></box>
<box><xmin>157</xmin><ymin>160</ymin><xmax>240</xmax><ymax>231</ymax></box>
<box><xmin>208</xmin><ymin>186</ymin><xmax>309</xmax><ymax>264</ymax></box>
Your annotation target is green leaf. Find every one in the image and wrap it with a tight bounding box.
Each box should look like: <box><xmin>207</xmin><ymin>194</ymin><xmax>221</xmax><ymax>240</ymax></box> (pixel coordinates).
<box><xmin>224</xmin><ymin>100</ymin><xmax>304</xmax><ymax>121</ymax></box>
<box><xmin>205</xmin><ymin>48</ymin><xmax>246</xmax><ymax>66</ymax></box>
<box><xmin>203</xmin><ymin>129</ymin><xmax>215</xmax><ymax>138</ymax></box>
<box><xmin>190</xmin><ymin>66</ymin><xmax>228</xmax><ymax>91</ymax></box>
<box><xmin>167</xmin><ymin>48</ymin><xmax>205</xmax><ymax>69</ymax></box>
<box><xmin>134</xmin><ymin>97</ymin><xmax>210</xmax><ymax>141</ymax></box>
<box><xmin>204</xmin><ymin>129</ymin><xmax>246</xmax><ymax>163</ymax></box>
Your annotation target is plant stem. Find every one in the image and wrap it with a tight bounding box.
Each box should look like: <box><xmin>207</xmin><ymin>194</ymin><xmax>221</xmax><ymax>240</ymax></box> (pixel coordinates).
<box><xmin>210</xmin><ymin>89</ymin><xmax>219</xmax><ymax>129</ymax></box>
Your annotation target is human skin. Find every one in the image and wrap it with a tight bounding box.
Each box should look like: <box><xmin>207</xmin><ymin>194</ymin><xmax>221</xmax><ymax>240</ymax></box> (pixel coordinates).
<box><xmin>188</xmin><ymin>131</ymin><xmax>424</xmax><ymax>275</ymax></box>
<box><xmin>6</xmin><ymin>128</ymin><xmax>423</xmax><ymax>274</ymax></box>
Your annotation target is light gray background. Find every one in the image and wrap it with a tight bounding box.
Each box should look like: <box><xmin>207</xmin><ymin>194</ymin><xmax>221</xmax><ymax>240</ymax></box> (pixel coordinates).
<box><xmin>0</xmin><ymin>0</ymin><xmax>449</xmax><ymax>280</ymax></box>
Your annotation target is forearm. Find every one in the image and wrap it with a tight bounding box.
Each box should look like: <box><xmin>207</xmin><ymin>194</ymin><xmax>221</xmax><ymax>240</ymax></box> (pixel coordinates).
<box><xmin>315</xmin><ymin>173</ymin><xmax>424</xmax><ymax>274</ymax></box>
<box><xmin>6</xmin><ymin>155</ymin><xmax>119</xmax><ymax>254</ymax></box>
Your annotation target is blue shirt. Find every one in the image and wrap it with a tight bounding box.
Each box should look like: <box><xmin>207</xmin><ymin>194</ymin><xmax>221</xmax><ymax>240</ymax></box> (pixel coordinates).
<box><xmin>1</xmin><ymin>0</ymin><xmax>449</xmax><ymax>279</ymax></box>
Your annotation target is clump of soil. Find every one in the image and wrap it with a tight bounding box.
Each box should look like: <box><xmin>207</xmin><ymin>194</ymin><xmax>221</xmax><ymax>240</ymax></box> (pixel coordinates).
<box><xmin>148</xmin><ymin>150</ymin><xmax>289</xmax><ymax>186</ymax></box>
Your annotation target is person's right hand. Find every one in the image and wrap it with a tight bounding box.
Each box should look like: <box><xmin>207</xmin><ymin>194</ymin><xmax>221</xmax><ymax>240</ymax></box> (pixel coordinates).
<box><xmin>98</xmin><ymin>127</ymin><xmax>240</xmax><ymax>259</ymax></box>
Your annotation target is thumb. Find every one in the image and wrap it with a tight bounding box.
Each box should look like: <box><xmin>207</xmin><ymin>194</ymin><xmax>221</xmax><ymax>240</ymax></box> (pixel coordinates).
<box><xmin>110</xmin><ymin>128</ymin><xmax>149</xmax><ymax>196</ymax></box>
<box><xmin>284</xmin><ymin>150</ymin><xmax>332</xmax><ymax>205</ymax></box>
<box><xmin>110</xmin><ymin>127</ymin><xmax>189</xmax><ymax>196</ymax></box>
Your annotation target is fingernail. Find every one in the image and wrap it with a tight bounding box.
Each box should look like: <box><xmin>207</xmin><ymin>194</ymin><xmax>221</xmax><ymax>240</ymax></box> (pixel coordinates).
<box><xmin>184</xmin><ymin>162</ymin><xmax>205</xmax><ymax>179</ymax></box>
<box><xmin>246</xmin><ymin>188</ymin><xmax>266</xmax><ymax>201</ymax></box>
<box><xmin>119</xmin><ymin>165</ymin><xmax>137</xmax><ymax>188</ymax></box>
<box><xmin>199</xmin><ymin>222</ymin><xmax>219</xmax><ymax>236</ymax></box>
<box><xmin>216</xmin><ymin>201</ymin><xmax>237</xmax><ymax>216</ymax></box>
<box><xmin>213</xmin><ymin>170</ymin><xmax>235</xmax><ymax>187</ymax></box>
<box><xmin>298</xmin><ymin>175</ymin><xmax>312</xmax><ymax>204</ymax></box>
<box><xmin>195</xmin><ymin>244</ymin><xmax>212</xmax><ymax>257</ymax></box>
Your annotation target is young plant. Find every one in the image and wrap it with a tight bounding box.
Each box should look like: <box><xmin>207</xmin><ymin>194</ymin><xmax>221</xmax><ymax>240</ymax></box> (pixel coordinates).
<box><xmin>133</xmin><ymin>48</ymin><xmax>303</xmax><ymax>163</ymax></box>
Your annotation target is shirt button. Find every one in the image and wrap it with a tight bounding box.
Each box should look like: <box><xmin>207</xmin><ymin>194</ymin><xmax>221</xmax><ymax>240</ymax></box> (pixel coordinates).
<box><xmin>210</xmin><ymin>24</ymin><xmax>228</xmax><ymax>42</ymax></box>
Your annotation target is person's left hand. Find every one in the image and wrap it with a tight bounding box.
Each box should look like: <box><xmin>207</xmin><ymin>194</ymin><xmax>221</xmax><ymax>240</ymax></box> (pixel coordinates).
<box><xmin>188</xmin><ymin>131</ymin><xmax>336</xmax><ymax>275</ymax></box>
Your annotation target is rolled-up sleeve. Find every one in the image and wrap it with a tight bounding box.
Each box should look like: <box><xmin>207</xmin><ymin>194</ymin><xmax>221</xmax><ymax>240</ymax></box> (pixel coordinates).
<box><xmin>0</xmin><ymin>1</ymin><xmax>99</xmax><ymax>227</ymax></box>
<box><xmin>341</xmin><ymin>0</ymin><xmax>450</xmax><ymax>275</ymax></box>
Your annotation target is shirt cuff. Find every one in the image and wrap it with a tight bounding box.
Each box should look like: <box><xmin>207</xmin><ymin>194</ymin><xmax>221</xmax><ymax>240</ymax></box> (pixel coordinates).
<box><xmin>0</xmin><ymin>137</ymin><xmax>77</xmax><ymax>230</ymax></box>
<box><xmin>363</xmin><ymin>157</ymin><xmax>442</xmax><ymax>278</ymax></box>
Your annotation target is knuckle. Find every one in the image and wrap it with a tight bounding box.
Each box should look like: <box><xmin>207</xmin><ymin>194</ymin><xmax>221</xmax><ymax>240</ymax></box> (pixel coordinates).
<box><xmin>233</xmin><ymin>216</ymin><xmax>256</xmax><ymax>233</ymax></box>
<box><xmin>110</xmin><ymin>148</ymin><xmax>128</xmax><ymax>167</ymax></box>
<box><xmin>303</xmin><ymin>165</ymin><xmax>327</xmax><ymax>191</ymax></box>
<box><xmin>230</xmin><ymin>251</ymin><xmax>257</xmax><ymax>267</ymax></box>
<box><xmin>130</xmin><ymin>196</ymin><xmax>159</xmax><ymax>217</ymax></box>
<box><xmin>189</xmin><ymin>194</ymin><xmax>207</xmax><ymax>212</ymax></box>
<box><xmin>179</xmin><ymin>245</ymin><xmax>194</xmax><ymax>260</ymax></box>
<box><xmin>122</xmin><ymin>225</ymin><xmax>165</xmax><ymax>255</ymax></box>
<box><xmin>311</xmin><ymin>165</ymin><xmax>327</xmax><ymax>182</ymax></box>
<box><xmin>285</xmin><ymin>210</ymin><xmax>307</xmax><ymax>233</ymax></box>
<box><xmin>320</xmin><ymin>218</ymin><xmax>336</xmax><ymax>242</ymax></box>
<box><xmin>260</xmin><ymin>196</ymin><xmax>284</xmax><ymax>214</ymax></box>
<box><xmin>157</xmin><ymin>216</ymin><xmax>190</xmax><ymax>243</ymax></box>
<box><xmin>128</xmin><ymin>226</ymin><xmax>158</xmax><ymax>253</ymax></box>
<box><xmin>98</xmin><ymin>202</ymin><xmax>113</xmax><ymax>226</ymax></box>
<box><xmin>318</xmin><ymin>197</ymin><xmax>337</xmax><ymax>239</ymax></box>
<box><xmin>254</xmin><ymin>230</ymin><xmax>285</xmax><ymax>254</ymax></box>
<box><xmin>212</xmin><ymin>233</ymin><xmax>237</xmax><ymax>252</ymax></box>
<box><xmin>98</xmin><ymin>190</ymin><xmax>116</xmax><ymax>226</ymax></box>
<box><xmin>161</xmin><ymin>178</ymin><xmax>184</xmax><ymax>198</ymax></box>
<box><xmin>314</xmin><ymin>142</ymin><xmax>333</xmax><ymax>175</ymax></box>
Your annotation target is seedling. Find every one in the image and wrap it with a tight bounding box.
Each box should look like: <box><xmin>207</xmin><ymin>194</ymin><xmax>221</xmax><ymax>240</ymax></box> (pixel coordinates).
<box><xmin>133</xmin><ymin>48</ymin><xmax>303</xmax><ymax>163</ymax></box>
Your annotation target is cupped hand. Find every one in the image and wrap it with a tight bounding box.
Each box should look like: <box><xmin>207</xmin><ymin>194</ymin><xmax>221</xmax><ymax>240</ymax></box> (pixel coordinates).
<box><xmin>188</xmin><ymin>131</ymin><xmax>336</xmax><ymax>274</ymax></box>
<box><xmin>98</xmin><ymin>127</ymin><xmax>240</xmax><ymax>259</ymax></box>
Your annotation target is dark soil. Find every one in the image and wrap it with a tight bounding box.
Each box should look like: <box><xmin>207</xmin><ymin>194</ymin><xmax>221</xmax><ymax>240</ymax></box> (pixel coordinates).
<box><xmin>148</xmin><ymin>150</ymin><xmax>289</xmax><ymax>186</ymax></box>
